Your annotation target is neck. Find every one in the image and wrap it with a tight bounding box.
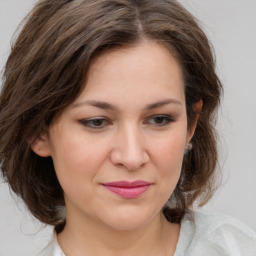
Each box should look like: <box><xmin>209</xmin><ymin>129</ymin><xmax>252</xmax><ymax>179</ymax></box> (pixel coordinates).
<box><xmin>57</xmin><ymin>210</ymin><xmax>180</xmax><ymax>256</ymax></box>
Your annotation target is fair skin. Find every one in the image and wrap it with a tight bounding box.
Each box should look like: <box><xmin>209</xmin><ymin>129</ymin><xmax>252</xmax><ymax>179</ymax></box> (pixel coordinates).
<box><xmin>32</xmin><ymin>41</ymin><xmax>200</xmax><ymax>256</ymax></box>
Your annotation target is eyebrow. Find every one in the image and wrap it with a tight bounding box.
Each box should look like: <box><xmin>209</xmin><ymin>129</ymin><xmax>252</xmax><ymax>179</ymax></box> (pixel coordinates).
<box><xmin>72</xmin><ymin>100</ymin><xmax>118</xmax><ymax>110</ymax></box>
<box><xmin>143</xmin><ymin>98</ymin><xmax>182</xmax><ymax>110</ymax></box>
<box><xmin>72</xmin><ymin>98</ymin><xmax>182</xmax><ymax>111</ymax></box>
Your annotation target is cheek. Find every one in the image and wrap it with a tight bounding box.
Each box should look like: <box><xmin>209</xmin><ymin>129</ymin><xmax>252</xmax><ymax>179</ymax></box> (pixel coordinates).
<box><xmin>151</xmin><ymin>132</ymin><xmax>186</xmax><ymax>190</ymax></box>
<box><xmin>50</xmin><ymin>142</ymin><xmax>102</xmax><ymax>204</ymax></box>
<box><xmin>50</xmin><ymin>128</ymin><xmax>106</xmax><ymax>170</ymax></box>
<box><xmin>154</xmin><ymin>133</ymin><xmax>186</xmax><ymax>168</ymax></box>
<box><xmin>50</xmin><ymin>134</ymin><xmax>114</xmax><ymax>200</ymax></box>
<box><xmin>157</xmin><ymin>148</ymin><xmax>184</xmax><ymax>182</ymax></box>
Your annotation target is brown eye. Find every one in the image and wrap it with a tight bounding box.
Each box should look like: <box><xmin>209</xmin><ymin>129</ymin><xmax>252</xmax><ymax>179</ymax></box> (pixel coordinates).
<box><xmin>145</xmin><ymin>115</ymin><xmax>174</xmax><ymax>126</ymax></box>
<box><xmin>79</xmin><ymin>117</ymin><xmax>110</xmax><ymax>129</ymax></box>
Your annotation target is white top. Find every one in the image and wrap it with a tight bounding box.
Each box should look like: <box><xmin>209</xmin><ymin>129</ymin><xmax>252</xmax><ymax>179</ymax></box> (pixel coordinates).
<box><xmin>37</xmin><ymin>210</ymin><xmax>256</xmax><ymax>256</ymax></box>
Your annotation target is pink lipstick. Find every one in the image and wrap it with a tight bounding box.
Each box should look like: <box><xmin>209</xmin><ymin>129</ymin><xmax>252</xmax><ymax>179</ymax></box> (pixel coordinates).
<box><xmin>102</xmin><ymin>180</ymin><xmax>151</xmax><ymax>199</ymax></box>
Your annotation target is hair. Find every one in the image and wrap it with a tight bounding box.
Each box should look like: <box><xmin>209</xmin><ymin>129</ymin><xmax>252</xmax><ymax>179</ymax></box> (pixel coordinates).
<box><xmin>0</xmin><ymin>0</ymin><xmax>222</xmax><ymax>229</ymax></box>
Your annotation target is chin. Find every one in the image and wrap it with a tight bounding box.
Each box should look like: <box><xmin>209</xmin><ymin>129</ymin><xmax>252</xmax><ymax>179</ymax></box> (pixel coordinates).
<box><xmin>100</xmin><ymin>207</ymin><xmax>160</xmax><ymax>231</ymax></box>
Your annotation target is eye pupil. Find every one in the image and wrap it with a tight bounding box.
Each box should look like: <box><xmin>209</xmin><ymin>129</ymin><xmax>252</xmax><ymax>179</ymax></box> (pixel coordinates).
<box><xmin>154</xmin><ymin>116</ymin><xmax>164</xmax><ymax>124</ymax></box>
<box><xmin>93</xmin><ymin>119</ymin><xmax>104</xmax><ymax>126</ymax></box>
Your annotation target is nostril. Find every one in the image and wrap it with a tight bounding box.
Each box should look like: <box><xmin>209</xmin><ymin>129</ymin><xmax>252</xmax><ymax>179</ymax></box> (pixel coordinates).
<box><xmin>109</xmin><ymin>149</ymin><xmax>149</xmax><ymax>171</ymax></box>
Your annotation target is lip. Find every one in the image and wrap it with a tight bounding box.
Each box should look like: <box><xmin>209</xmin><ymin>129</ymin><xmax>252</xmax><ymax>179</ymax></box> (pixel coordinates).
<box><xmin>102</xmin><ymin>180</ymin><xmax>152</xmax><ymax>199</ymax></box>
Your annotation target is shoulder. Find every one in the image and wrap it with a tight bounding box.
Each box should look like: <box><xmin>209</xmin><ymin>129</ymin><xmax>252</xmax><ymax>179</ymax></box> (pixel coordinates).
<box><xmin>193</xmin><ymin>210</ymin><xmax>256</xmax><ymax>237</ymax></box>
<box><xmin>36</xmin><ymin>232</ymin><xmax>65</xmax><ymax>256</ymax></box>
<box><xmin>175</xmin><ymin>210</ymin><xmax>256</xmax><ymax>256</ymax></box>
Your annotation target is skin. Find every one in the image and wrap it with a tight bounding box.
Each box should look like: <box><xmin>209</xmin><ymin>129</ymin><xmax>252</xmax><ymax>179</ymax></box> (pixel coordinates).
<box><xmin>32</xmin><ymin>41</ymin><xmax>200</xmax><ymax>256</ymax></box>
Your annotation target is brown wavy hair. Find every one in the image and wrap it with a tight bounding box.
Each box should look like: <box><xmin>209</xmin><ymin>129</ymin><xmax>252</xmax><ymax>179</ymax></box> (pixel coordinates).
<box><xmin>0</xmin><ymin>0</ymin><xmax>222</xmax><ymax>228</ymax></box>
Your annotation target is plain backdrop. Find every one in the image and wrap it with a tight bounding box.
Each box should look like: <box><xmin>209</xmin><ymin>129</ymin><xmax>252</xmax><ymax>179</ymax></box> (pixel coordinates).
<box><xmin>0</xmin><ymin>1</ymin><xmax>256</xmax><ymax>255</ymax></box>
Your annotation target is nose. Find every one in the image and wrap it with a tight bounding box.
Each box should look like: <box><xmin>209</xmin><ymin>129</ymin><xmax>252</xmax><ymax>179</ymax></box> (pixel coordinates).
<box><xmin>110</xmin><ymin>124</ymin><xmax>149</xmax><ymax>171</ymax></box>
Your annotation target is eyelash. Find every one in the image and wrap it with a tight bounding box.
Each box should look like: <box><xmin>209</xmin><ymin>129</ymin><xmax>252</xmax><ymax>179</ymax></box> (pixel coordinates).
<box><xmin>79</xmin><ymin>117</ymin><xmax>111</xmax><ymax>129</ymax></box>
<box><xmin>144</xmin><ymin>115</ymin><xmax>174</xmax><ymax>126</ymax></box>
<box><xmin>79</xmin><ymin>115</ymin><xmax>174</xmax><ymax>129</ymax></box>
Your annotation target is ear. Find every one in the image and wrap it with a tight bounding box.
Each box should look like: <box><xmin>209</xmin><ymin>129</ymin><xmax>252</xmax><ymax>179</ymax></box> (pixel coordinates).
<box><xmin>30</xmin><ymin>134</ymin><xmax>51</xmax><ymax>157</ymax></box>
<box><xmin>186</xmin><ymin>99</ymin><xmax>203</xmax><ymax>142</ymax></box>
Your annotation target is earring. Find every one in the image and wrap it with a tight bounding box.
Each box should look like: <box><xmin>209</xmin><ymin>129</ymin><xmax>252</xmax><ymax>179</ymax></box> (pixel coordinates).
<box><xmin>184</xmin><ymin>143</ymin><xmax>192</xmax><ymax>154</ymax></box>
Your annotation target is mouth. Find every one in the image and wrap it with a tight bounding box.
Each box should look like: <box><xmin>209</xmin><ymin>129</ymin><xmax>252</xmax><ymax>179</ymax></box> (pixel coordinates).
<box><xmin>101</xmin><ymin>180</ymin><xmax>152</xmax><ymax>199</ymax></box>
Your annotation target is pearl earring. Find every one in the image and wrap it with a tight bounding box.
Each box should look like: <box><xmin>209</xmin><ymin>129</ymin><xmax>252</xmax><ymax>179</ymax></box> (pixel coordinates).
<box><xmin>184</xmin><ymin>143</ymin><xmax>192</xmax><ymax>154</ymax></box>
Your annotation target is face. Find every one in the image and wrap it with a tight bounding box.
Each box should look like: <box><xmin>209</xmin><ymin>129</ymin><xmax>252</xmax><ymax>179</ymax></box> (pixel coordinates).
<box><xmin>33</xmin><ymin>41</ymin><xmax>196</xmax><ymax>231</ymax></box>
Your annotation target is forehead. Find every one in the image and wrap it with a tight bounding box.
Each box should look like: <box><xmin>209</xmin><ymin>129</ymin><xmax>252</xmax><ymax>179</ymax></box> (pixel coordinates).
<box><xmin>73</xmin><ymin>41</ymin><xmax>185</xmax><ymax>108</ymax></box>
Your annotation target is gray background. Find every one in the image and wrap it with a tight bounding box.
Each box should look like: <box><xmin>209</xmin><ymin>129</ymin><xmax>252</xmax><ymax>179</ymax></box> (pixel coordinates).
<box><xmin>0</xmin><ymin>0</ymin><xmax>256</xmax><ymax>255</ymax></box>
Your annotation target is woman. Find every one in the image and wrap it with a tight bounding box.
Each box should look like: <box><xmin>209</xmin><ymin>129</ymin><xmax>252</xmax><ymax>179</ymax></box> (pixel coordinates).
<box><xmin>0</xmin><ymin>0</ymin><xmax>255</xmax><ymax>255</ymax></box>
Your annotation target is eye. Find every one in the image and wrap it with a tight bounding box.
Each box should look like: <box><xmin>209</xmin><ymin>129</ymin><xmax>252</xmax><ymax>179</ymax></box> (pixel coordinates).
<box><xmin>144</xmin><ymin>115</ymin><xmax>174</xmax><ymax>126</ymax></box>
<box><xmin>79</xmin><ymin>117</ymin><xmax>110</xmax><ymax>129</ymax></box>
